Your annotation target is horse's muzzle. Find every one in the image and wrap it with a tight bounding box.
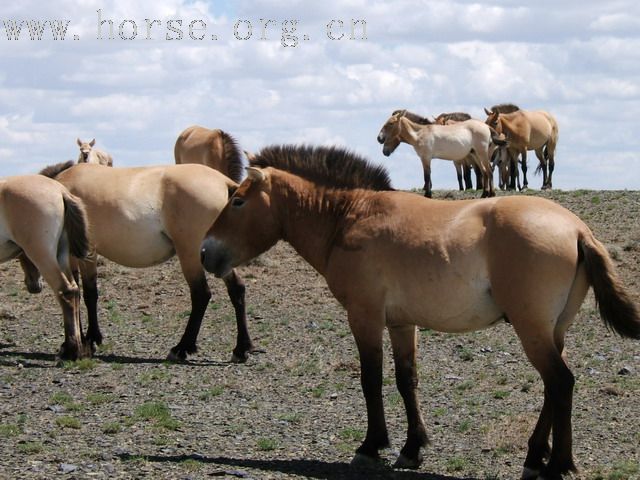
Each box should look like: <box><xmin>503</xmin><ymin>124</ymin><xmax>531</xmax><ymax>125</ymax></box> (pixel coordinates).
<box><xmin>200</xmin><ymin>238</ymin><xmax>232</xmax><ymax>278</ymax></box>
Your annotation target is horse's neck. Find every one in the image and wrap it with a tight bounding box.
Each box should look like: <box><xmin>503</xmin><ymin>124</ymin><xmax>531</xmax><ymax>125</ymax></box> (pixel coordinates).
<box><xmin>273</xmin><ymin>176</ymin><xmax>350</xmax><ymax>277</ymax></box>
<box><xmin>399</xmin><ymin>118</ymin><xmax>422</xmax><ymax>146</ymax></box>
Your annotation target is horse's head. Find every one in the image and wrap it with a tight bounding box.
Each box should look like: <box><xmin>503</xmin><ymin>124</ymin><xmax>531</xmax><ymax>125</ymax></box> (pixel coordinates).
<box><xmin>484</xmin><ymin>108</ymin><xmax>501</xmax><ymax>131</ymax></box>
<box><xmin>434</xmin><ymin>114</ymin><xmax>448</xmax><ymax>125</ymax></box>
<box><xmin>76</xmin><ymin>138</ymin><xmax>96</xmax><ymax>163</ymax></box>
<box><xmin>201</xmin><ymin>167</ymin><xmax>280</xmax><ymax>278</ymax></box>
<box><xmin>377</xmin><ymin>110</ymin><xmax>405</xmax><ymax>156</ymax></box>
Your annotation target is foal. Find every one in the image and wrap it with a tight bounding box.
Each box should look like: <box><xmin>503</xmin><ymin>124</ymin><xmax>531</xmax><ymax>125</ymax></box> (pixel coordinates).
<box><xmin>76</xmin><ymin>138</ymin><xmax>113</xmax><ymax>167</ymax></box>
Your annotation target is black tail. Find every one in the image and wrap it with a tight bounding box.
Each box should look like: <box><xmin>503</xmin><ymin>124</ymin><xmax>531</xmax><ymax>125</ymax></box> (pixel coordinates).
<box><xmin>62</xmin><ymin>193</ymin><xmax>91</xmax><ymax>259</ymax></box>
<box><xmin>580</xmin><ymin>234</ymin><xmax>640</xmax><ymax>339</ymax></box>
<box><xmin>40</xmin><ymin>160</ymin><xmax>76</xmax><ymax>179</ymax></box>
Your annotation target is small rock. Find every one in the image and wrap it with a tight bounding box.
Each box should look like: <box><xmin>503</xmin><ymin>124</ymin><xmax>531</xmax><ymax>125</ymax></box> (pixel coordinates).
<box><xmin>47</xmin><ymin>404</ymin><xmax>65</xmax><ymax>413</ymax></box>
<box><xmin>58</xmin><ymin>463</ymin><xmax>78</xmax><ymax>474</ymax></box>
<box><xmin>103</xmin><ymin>463</ymin><xmax>115</xmax><ymax>474</ymax></box>
<box><xmin>617</xmin><ymin>366</ymin><xmax>632</xmax><ymax>376</ymax></box>
<box><xmin>329</xmin><ymin>393</ymin><xmax>338</xmax><ymax>400</ymax></box>
<box><xmin>480</xmin><ymin>346</ymin><xmax>493</xmax><ymax>353</ymax></box>
<box><xmin>445</xmin><ymin>374</ymin><xmax>462</xmax><ymax>381</ymax></box>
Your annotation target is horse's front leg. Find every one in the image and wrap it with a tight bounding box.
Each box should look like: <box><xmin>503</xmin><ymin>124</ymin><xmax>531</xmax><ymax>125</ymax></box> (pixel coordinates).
<box><xmin>388</xmin><ymin>324</ymin><xmax>428</xmax><ymax>469</ymax></box>
<box><xmin>348</xmin><ymin>309</ymin><xmax>389</xmax><ymax>466</ymax></box>
<box><xmin>462</xmin><ymin>163</ymin><xmax>473</xmax><ymax>190</ymax></box>
<box><xmin>222</xmin><ymin>268</ymin><xmax>259</xmax><ymax>363</ymax></box>
<box><xmin>78</xmin><ymin>253</ymin><xmax>102</xmax><ymax>350</ymax></box>
<box><xmin>421</xmin><ymin>157</ymin><xmax>432</xmax><ymax>198</ymax></box>
<box><xmin>520</xmin><ymin>149</ymin><xmax>529</xmax><ymax>189</ymax></box>
<box><xmin>454</xmin><ymin>161</ymin><xmax>464</xmax><ymax>191</ymax></box>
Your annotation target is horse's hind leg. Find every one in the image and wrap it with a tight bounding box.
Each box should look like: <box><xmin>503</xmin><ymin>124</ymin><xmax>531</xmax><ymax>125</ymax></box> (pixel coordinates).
<box><xmin>420</xmin><ymin>157</ymin><xmax>433</xmax><ymax>198</ymax></box>
<box><xmin>388</xmin><ymin>324</ymin><xmax>428</xmax><ymax>469</ymax></box>
<box><xmin>463</xmin><ymin>163</ymin><xmax>473</xmax><ymax>190</ymax></box>
<box><xmin>454</xmin><ymin>161</ymin><xmax>464</xmax><ymax>191</ymax></box>
<box><xmin>222</xmin><ymin>268</ymin><xmax>256</xmax><ymax>363</ymax></box>
<box><xmin>78</xmin><ymin>254</ymin><xmax>102</xmax><ymax>349</ymax></box>
<box><xmin>520</xmin><ymin>150</ymin><xmax>529</xmax><ymax>189</ymax></box>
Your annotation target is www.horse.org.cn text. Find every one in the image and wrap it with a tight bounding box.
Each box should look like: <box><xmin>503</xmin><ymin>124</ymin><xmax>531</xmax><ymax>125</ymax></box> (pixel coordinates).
<box><xmin>0</xmin><ymin>10</ymin><xmax>368</xmax><ymax>47</ymax></box>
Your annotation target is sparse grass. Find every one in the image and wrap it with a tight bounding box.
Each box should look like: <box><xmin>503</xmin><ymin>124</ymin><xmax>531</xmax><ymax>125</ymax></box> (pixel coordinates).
<box><xmin>62</xmin><ymin>358</ymin><xmax>98</xmax><ymax>371</ymax></box>
<box><xmin>0</xmin><ymin>423</ymin><xmax>22</xmax><ymax>437</ymax></box>
<box><xmin>134</xmin><ymin>401</ymin><xmax>180</xmax><ymax>431</ymax></box>
<box><xmin>106</xmin><ymin>299</ymin><xmax>124</xmax><ymax>325</ymax></box>
<box><xmin>339</xmin><ymin>427</ymin><xmax>364</xmax><ymax>442</ymax></box>
<box><xmin>310</xmin><ymin>385</ymin><xmax>325</xmax><ymax>398</ymax></box>
<box><xmin>56</xmin><ymin>416</ymin><xmax>81</xmax><ymax>429</ymax></box>
<box><xmin>111</xmin><ymin>362</ymin><xmax>124</xmax><ymax>371</ymax></box>
<box><xmin>137</xmin><ymin>369</ymin><xmax>171</xmax><ymax>386</ymax></box>
<box><xmin>446</xmin><ymin>456</ymin><xmax>468</xmax><ymax>472</ymax></box>
<box><xmin>199</xmin><ymin>385</ymin><xmax>224</xmax><ymax>400</ymax></box>
<box><xmin>50</xmin><ymin>392</ymin><xmax>83</xmax><ymax>411</ymax></box>
<box><xmin>493</xmin><ymin>390</ymin><xmax>510</xmax><ymax>399</ymax></box>
<box><xmin>276</xmin><ymin>412</ymin><xmax>303</xmax><ymax>424</ymax></box>
<box><xmin>458</xmin><ymin>347</ymin><xmax>474</xmax><ymax>362</ymax></box>
<box><xmin>256</xmin><ymin>437</ymin><xmax>278</xmax><ymax>451</ymax></box>
<box><xmin>87</xmin><ymin>393</ymin><xmax>115</xmax><ymax>405</ymax></box>
<box><xmin>457</xmin><ymin>419</ymin><xmax>472</xmax><ymax>433</ymax></box>
<box><xmin>102</xmin><ymin>422</ymin><xmax>121</xmax><ymax>434</ymax></box>
<box><xmin>17</xmin><ymin>441</ymin><xmax>43</xmax><ymax>454</ymax></box>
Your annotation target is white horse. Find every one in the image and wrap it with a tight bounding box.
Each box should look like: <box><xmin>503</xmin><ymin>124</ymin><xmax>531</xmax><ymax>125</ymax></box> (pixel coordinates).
<box><xmin>377</xmin><ymin>110</ymin><xmax>505</xmax><ymax>197</ymax></box>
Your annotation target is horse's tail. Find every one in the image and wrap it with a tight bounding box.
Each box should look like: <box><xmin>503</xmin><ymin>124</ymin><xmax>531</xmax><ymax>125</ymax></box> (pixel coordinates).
<box><xmin>40</xmin><ymin>160</ymin><xmax>76</xmax><ymax>179</ymax></box>
<box><xmin>62</xmin><ymin>192</ymin><xmax>91</xmax><ymax>259</ymax></box>
<box><xmin>536</xmin><ymin>113</ymin><xmax>559</xmax><ymax>175</ymax></box>
<box><xmin>580</xmin><ymin>231</ymin><xmax>640</xmax><ymax>339</ymax></box>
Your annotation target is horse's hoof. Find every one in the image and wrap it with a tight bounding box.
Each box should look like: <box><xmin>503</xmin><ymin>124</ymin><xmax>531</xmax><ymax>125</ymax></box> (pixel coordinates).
<box><xmin>350</xmin><ymin>453</ymin><xmax>384</xmax><ymax>469</ymax></box>
<box><xmin>230</xmin><ymin>351</ymin><xmax>248</xmax><ymax>363</ymax></box>
<box><xmin>521</xmin><ymin>466</ymin><xmax>540</xmax><ymax>479</ymax></box>
<box><xmin>393</xmin><ymin>452</ymin><xmax>423</xmax><ymax>470</ymax></box>
<box><xmin>166</xmin><ymin>350</ymin><xmax>186</xmax><ymax>362</ymax></box>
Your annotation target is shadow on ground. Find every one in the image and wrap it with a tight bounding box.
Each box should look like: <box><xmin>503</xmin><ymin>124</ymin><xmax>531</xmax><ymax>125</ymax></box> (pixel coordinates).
<box><xmin>117</xmin><ymin>453</ymin><xmax>481</xmax><ymax>480</ymax></box>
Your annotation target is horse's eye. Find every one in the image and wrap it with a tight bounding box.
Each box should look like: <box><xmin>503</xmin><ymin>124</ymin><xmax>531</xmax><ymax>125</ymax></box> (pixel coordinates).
<box><xmin>231</xmin><ymin>197</ymin><xmax>246</xmax><ymax>208</ymax></box>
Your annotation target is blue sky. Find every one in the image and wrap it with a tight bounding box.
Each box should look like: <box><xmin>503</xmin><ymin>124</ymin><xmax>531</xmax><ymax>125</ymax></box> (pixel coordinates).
<box><xmin>1</xmin><ymin>0</ymin><xmax>639</xmax><ymax>190</ymax></box>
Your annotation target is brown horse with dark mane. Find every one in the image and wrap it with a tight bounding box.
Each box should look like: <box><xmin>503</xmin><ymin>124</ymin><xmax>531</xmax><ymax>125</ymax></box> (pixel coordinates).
<box><xmin>174</xmin><ymin>126</ymin><xmax>244</xmax><ymax>183</ymax></box>
<box><xmin>39</xmin><ymin>161</ymin><xmax>255</xmax><ymax>362</ymax></box>
<box><xmin>0</xmin><ymin>175</ymin><xmax>91</xmax><ymax>359</ymax></box>
<box><xmin>200</xmin><ymin>145</ymin><xmax>639</xmax><ymax>479</ymax></box>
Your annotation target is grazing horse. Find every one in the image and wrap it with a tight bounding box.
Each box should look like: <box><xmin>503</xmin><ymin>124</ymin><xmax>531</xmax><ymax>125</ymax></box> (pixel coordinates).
<box><xmin>39</xmin><ymin>161</ymin><xmax>255</xmax><ymax>362</ymax></box>
<box><xmin>200</xmin><ymin>145</ymin><xmax>640</xmax><ymax>480</ymax></box>
<box><xmin>76</xmin><ymin>138</ymin><xmax>113</xmax><ymax>167</ymax></box>
<box><xmin>378</xmin><ymin>110</ymin><xmax>503</xmax><ymax>198</ymax></box>
<box><xmin>484</xmin><ymin>105</ymin><xmax>559</xmax><ymax>190</ymax></box>
<box><xmin>0</xmin><ymin>175</ymin><xmax>91</xmax><ymax>359</ymax></box>
<box><xmin>174</xmin><ymin>126</ymin><xmax>244</xmax><ymax>183</ymax></box>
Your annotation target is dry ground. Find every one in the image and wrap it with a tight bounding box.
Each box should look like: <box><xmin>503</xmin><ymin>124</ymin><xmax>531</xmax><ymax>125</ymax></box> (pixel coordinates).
<box><xmin>0</xmin><ymin>189</ymin><xmax>639</xmax><ymax>480</ymax></box>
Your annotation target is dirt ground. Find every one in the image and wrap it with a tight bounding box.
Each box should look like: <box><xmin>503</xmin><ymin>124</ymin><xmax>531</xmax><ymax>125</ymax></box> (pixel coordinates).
<box><xmin>0</xmin><ymin>189</ymin><xmax>639</xmax><ymax>480</ymax></box>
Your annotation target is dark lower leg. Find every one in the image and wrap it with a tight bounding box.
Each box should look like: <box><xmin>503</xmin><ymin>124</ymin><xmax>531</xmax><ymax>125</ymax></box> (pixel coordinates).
<box><xmin>223</xmin><ymin>269</ymin><xmax>255</xmax><ymax>362</ymax></box>
<box><xmin>58</xmin><ymin>287</ymin><xmax>90</xmax><ymax>360</ymax></box>
<box><xmin>82</xmin><ymin>275</ymin><xmax>101</xmax><ymax>347</ymax></box>
<box><xmin>169</xmin><ymin>275</ymin><xmax>211</xmax><ymax>360</ymax></box>
<box><xmin>394</xmin><ymin>357</ymin><xmax>428</xmax><ymax>464</ymax></box>
<box><xmin>544</xmin><ymin>369</ymin><xmax>577</xmax><ymax>476</ymax></box>
<box><xmin>423</xmin><ymin>169</ymin><xmax>432</xmax><ymax>198</ymax></box>
<box><xmin>547</xmin><ymin>158</ymin><xmax>554</xmax><ymax>189</ymax></box>
<box><xmin>521</xmin><ymin>158</ymin><xmax>528</xmax><ymax>188</ymax></box>
<box><xmin>355</xmin><ymin>346</ymin><xmax>388</xmax><ymax>458</ymax></box>
<box><xmin>523</xmin><ymin>394</ymin><xmax>552</xmax><ymax>473</ymax></box>
<box><xmin>463</xmin><ymin>165</ymin><xmax>473</xmax><ymax>190</ymax></box>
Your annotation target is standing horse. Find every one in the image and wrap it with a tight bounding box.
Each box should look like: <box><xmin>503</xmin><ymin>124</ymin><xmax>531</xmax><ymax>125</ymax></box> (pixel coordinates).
<box><xmin>76</xmin><ymin>138</ymin><xmax>113</xmax><ymax>167</ymax></box>
<box><xmin>174</xmin><ymin>126</ymin><xmax>244</xmax><ymax>183</ymax></box>
<box><xmin>378</xmin><ymin>110</ymin><xmax>503</xmax><ymax>198</ymax></box>
<box><xmin>39</xmin><ymin>161</ymin><xmax>255</xmax><ymax>362</ymax></box>
<box><xmin>200</xmin><ymin>145</ymin><xmax>640</xmax><ymax>479</ymax></box>
<box><xmin>0</xmin><ymin>175</ymin><xmax>91</xmax><ymax>359</ymax></box>
<box><xmin>484</xmin><ymin>105</ymin><xmax>559</xmax><ymax>190</ymax></box>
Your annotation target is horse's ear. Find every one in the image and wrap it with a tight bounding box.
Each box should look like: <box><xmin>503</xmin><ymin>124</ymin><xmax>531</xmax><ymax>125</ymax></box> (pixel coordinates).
<box><xmin>89</xmin><ymin>139</ymin><xmax>96</xmax><ymax>147</ymax></box>
<box><xmin>245</xmin><ymin>166</ymin><xmax>266</xmax><ymax>183</ymax></box>
<box><xmin>76</xmin><ymin>138</ymin><xmax>82</xmax><ymax>146</ymax></box>
<box><xmin>484</xmin><ymin>107</ymin><xmax>493</xmax><ymax>116</ymax></box>
<box><xmin>243</xmin><ymin>150</ymin><xmax>256</xmax><ymax>164</ymax></box>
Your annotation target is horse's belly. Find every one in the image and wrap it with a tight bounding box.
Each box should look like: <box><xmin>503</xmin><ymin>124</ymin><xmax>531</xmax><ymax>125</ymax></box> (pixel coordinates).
<box><xmin>386</xmin><ymin>275</ymin><xmax>502</xmax><ymax>333</ymax></box>
<box><xmin>93</xmin><ymin>216</ymin><xmax>175</xmax><ymax>268</ymax></box>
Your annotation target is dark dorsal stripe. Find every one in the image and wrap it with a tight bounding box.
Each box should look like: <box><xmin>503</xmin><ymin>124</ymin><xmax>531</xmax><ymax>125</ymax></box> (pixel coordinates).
<box><xmin>393</xmin><ymin>110</ymin><xmax>434</xmax><ymax>125</ymax></box>
<box><xmin>39</xmin><ymin>160</ymin><xmax>76</xmax><ymax>179</ymax></box>
<box><xmin>490</xmin><ymin>103</ymin><xmax>520</xmax><ymax>114</ymax></box>
<box><xmin>219</xmin><ymin>130</ymin><xmax>244</xmax><ymax>183</ymax></box>
<box><xmin>250</xmin><ymin>145</ymin><xmax>394</xmax><ymax>191</ymax></box>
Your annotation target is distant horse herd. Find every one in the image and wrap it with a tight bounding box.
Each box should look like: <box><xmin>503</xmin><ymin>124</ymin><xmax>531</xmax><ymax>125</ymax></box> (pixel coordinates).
<box><xmin>0</xmin><ymin>106</ymin><xmax>638</xmax><ymax>480</ymax></box>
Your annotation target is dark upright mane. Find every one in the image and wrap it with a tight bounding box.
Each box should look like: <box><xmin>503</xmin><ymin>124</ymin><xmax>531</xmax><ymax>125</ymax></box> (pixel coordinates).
<box><xmin>436</xmin><ymin>112</ymin><xmax>472</xmax><ymax>122</ymax></box>
<box><xmin>39</xmin><ymin>160</ymin><xmax>76</xmax><ymax>179</ymax></box>
<box><xmin>393</xmin><ymin>110</ymin><xmax>434</xmax><ymax>125</ymax></box>
<box><xmin>250</xmin><ymin>145</ymin><xmax>394</xmax><ymax>191</ymax></box>
<box><xmin>490</xmin><ymin>103</ymin><xmax>520</xmax><ymax>113</ymax></box>
<box><xmin>219</xmin><ymin>130</ymin><xmax>244</xmax><ymax>183</ymax></box>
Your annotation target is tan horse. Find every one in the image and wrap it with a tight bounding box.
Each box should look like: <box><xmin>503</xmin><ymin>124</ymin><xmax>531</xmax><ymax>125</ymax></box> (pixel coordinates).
<box><xmin>0</xmin><ymin>175</ymin><xmax>91</xmax><ymax>359</ymax></box>
<box><xmin>377</xmin><ymin>110</ymin><xmax>504</xmax><ymax>198</ymax></box>
<box><xmin>484</xmin><ymin>105</ymin><xmax>559</xmax><ymax>190</ymax></box>
<box><xmin>174</xmin><ymin>126</ymin><xmax>244</xmax><ymax>183</ymax></box>
<box><xmin>39</xmin><ymin>161</ymin><xmax>255</xmax><ymax>362</ymax></box>
<box><xmin>76</xmin><ymin>138</ymin><xmax>113</xmax><ymax>167</ymax></box>
<box><xmin>200</xmin><ymin>145</ymin><xmax>640</xmax><ymax>479</ymax></box>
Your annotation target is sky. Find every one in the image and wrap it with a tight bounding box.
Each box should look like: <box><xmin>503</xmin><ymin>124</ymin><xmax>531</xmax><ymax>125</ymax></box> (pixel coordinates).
<box><xmin>0</xmin><ymin>0</ymin><xmax>639</xmax><ymax>190</ymax></box>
